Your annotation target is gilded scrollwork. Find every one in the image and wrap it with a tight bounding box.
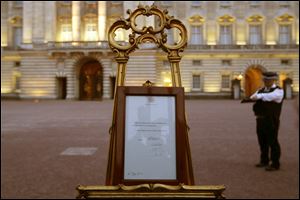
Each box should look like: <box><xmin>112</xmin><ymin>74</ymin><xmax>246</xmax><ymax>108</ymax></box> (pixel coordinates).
<box><xmin>76</xmin><ymin>183</ymin><xmax>226</xmax><ymax>199</ymax></box>
<box><xmin>108</xmin><ymin>4</ymin><xmax>188</xmax><ymax>61</ymax></box>
<box><xmin>106</xmin><ymin>6</ymin><xmax>190</xmax><ymax>189</ymax></box>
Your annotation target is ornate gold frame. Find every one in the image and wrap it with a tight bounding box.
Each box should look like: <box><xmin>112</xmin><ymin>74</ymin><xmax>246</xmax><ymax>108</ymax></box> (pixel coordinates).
<box><xmin>106</xmin><ymin>4</ymin><xmax>194</xmax><ymax>186</ymax></box>
<box><xmin>77</xmin><ymin>184</ymin><xmax>225</xmax><ymax>199</ymax></box>
<box><xmin>108</xmin><ymin>4</ymin><xmax>187</xmax><ymax>88</ymax></box>
<box><xmin>77</xmin><ymin>4</ymin><xmax>226</xmax><ymax>199</ymax></box>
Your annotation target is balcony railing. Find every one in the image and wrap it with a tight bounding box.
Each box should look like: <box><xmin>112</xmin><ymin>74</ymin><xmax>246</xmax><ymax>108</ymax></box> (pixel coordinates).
<box><xmin>3</xmin><ymin>42</ymin><xmax>298</xmax><ymax>52</ymax></box>
<box><xmin>187</xmin><ymin>44</ymin><xmax>299</xmax><ymax>50</ymax></box>
<box><xmin>47</xmin><ymin>41</ymin><xmax>109</xmax><ymax>49</ymax></box>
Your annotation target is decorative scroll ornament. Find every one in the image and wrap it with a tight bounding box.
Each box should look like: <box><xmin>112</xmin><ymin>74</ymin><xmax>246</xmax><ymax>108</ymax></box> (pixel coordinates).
<box><xmin>108</xmin><ymin>4</ymin><xmax>188</xmax><ymax>59</ymax></box>
<box><xmin>276</xmin><ymin>14</ymin><xmax>294</xmax><ymax>24</ymax></box>
<box><xmin>76</xmin><ymin>183</ymin><xmax>226</xmax><ymax>199</ymax></box>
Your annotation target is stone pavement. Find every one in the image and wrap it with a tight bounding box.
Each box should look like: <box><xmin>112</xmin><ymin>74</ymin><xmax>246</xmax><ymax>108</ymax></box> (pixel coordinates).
<box><xmin>1</xmin><ymin>99</ymin><xmax>299</xmax><ymax>199</ymax></box>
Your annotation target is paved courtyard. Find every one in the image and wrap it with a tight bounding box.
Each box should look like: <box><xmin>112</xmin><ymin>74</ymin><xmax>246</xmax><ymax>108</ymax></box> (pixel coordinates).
<box><xmin>1</xmin><ymin>99</ymin><xmax>299</xmax><ymax>199</ymax></box>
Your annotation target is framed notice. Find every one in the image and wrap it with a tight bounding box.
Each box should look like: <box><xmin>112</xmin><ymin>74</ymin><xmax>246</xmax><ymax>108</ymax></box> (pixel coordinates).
<box><xmin>113</xmin><ymin>86</ymin><xmax>190</xmax><ymax>185</ymax></box>
<box><xmin>124</xmin><ymin>95</ymin><xmax>176</xmax><ymax>180</ymax></box>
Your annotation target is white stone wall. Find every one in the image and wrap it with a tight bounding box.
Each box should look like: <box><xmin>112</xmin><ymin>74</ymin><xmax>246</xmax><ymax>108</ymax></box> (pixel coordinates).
<box><xmin>125</xmin><ymin>50</ymin><xmax>157</xmax><ymax>86</ymax></box>
<box><xmin>1</xmin><ymin>50</ymin><xmax>299</xmax><ymax>99</ymax></box>
<box><xmin>102</xmin><ymin>58</ymin><xmax>113</xmax><ymax>99</ymax></box>
<box><xmin>292</xmin><ymin>59</ymin><xmax>299</xmax><ymax>92</ymax></box>
<box><xmin>1</xmin><ymin>1</ymin><xmax>8</xmax><ymax>46</ymax></box>
<box><xmin>20</xmin><ymin>53</ymin><xmax>57</xmax><ymax>99</ymax></box>
<box><xmin>1</xmin><ymin>60</ymin><xmax>14</xmax><ymax>93</ymax></box>
<box><xmin>1</xmin><ymin>1</ymin><xmax>299</xmax><ymax>99</ymax></box>
<box><xmin>32</xmin><ymin>1</ymin><xmax>45</xmax><ymax>43</ymax></box>
<box><xmin>64</xmin><ymin>58</ymin><xmax>75</xmax><ymax>99</ymax></box>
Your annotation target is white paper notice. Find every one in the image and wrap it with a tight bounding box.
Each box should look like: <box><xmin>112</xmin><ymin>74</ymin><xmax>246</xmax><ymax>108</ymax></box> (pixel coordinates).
<box><xmin>124</xmin><ymin>96</ymin><xmax>176</xmax><ymax>180</ymax></box>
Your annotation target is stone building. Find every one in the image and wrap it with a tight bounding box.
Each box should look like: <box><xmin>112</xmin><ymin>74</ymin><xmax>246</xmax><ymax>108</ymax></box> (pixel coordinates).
<box><xmin>1</xmin><ymin>1</ymin><xmax>299</xmax><ymax>100</ymax></box>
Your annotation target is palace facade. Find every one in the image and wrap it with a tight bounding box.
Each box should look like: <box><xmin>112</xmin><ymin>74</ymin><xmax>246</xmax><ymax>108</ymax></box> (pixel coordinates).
<box><xmin>1</xmin><ymin>1</ymin><xmax>299</xmax><ymax>100</ymax></box>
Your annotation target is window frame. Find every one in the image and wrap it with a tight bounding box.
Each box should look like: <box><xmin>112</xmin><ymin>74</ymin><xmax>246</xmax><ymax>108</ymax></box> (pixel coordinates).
<box><xmin>219</xmin><ymin>24</ymin><xmax>233</xmax><ymax>45</ymax></box>
<box><xmin>190</xmin><ymin>25</ymin><xmax>203</xmax><ymax>45</ymax></box>
<box><xmin>221</xmin><ymin>74</ymin><xmax>231</xmax><ymax>91</ymax></box>
<box><xmin>192</xmin><ymin>74</ymin><xmax>201</xmax><ymax>91</ymax></box>
<box><xmin>278</xmin><ymin>24</ymin><xmax>292</xmax><ymax>45</ymax></box>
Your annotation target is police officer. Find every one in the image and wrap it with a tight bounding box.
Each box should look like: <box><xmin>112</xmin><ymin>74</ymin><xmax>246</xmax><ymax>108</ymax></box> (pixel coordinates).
<box><xmin>250</xmin><ymin>71</ymin><xmax>284</xmax><ymax>171</ymax></box>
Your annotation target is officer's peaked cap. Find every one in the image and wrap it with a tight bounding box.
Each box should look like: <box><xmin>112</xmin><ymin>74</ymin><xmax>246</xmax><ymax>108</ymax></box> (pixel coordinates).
<box><xmin>262</xmin><ymin>71</ymin><xmax>278</xmax><ymax>80</ymax></box>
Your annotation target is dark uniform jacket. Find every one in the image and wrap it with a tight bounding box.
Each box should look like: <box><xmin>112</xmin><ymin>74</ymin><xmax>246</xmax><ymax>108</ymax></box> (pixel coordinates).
<box><xmin>253</xmin><ymin>86</ymin><xmax>284</xmax><ymax>120</ymax></box>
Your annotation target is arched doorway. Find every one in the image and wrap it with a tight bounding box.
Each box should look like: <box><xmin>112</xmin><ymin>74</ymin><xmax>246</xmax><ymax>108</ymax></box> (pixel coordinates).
<box><xmin>79</xmin><ymin>61</ymin><xmax>103</xmax><ymax>100</ymax></box>
<box><xmin>244</xmin><ymin>66</ymin><xmax>264</xmax><ymax>97</ymax></box>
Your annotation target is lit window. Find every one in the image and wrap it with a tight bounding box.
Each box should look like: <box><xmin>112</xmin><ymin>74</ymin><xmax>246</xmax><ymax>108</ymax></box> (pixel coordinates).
<box><xmin>190</xmin><ymin>25</ymin><xmax>203</xmax><ymax>45</ymax></box>
<box><xmin>61</xmin><ymin>24</ymin><xmax>72</xmax><ymax>41</ymax></box>
<box><xmin>219</xmin><ymin>25</ymin><xmax>232</xmax><ymax>44</ymax></box>
<box><xmin>85</xmin><ymin>24</ymin><xmax>97</xmax><ymax>41</ymax></box>
<box><xmin>221</xmin><ymin>75</ymin><xmax>230</xmax><ymax>89</ymax></box>
<box><xmin>192</xmin><ymin>74</ymin><xmax>201</xmax><ymax>89</ymax></box>
<box><xmin>279</xmin><ymin>24</ymin><xmax>291</xmax><ymax>44</ymax></box>
<box><xmin>249</xmin><ymin>24</ymin><xmax>262</xmax><ymax>44</ymax></box>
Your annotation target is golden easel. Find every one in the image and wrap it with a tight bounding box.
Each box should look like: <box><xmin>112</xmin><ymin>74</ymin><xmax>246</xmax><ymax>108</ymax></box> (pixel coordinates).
<box><xmin>106</xmin><ymin>4</ymin><xmax>194</xmax><ymax>186</ymax></box>
<box><xmin>76</xmin><ymin>5</ymin><xmax>225</xmax><ymax>199</ymax></box>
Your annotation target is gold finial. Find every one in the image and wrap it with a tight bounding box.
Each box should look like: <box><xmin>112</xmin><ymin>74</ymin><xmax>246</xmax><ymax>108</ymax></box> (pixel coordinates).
<box><xmin>143</xmin><ymin>80</ymin><xmax>154</xmax><ymax>87</ymax></box>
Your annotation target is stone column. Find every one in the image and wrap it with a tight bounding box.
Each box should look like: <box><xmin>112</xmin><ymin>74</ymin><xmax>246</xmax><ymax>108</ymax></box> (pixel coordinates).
<box><xmin>294</xmin><ymin>19</ymin><xmax>299</xmax><ymax>44</ymax></box>
<box><xmin>44</xmin><ymin>1</ymin><xmax>56</xmax><ymax>42</ymax></box>
<box><xmin>206</xmin><ymin>20</ymin><xmax>217</xmax><ymax>45</ymax></box>
<box><xmin>72</xmin><ymin>1</ymin><xmax>81</xmax><ymax>41</ymax></box>
<box><xmin>101</xmin><ymin>58</ymin><xmax>112</xmax><ymax>99</ymax></box>
<box><xmin>23</xmin><ymin>1</ymin><xmax>33</xmax><ymax>43</ymax></box>
<box><xmin>32</xmin><ymin>1</ymin><xmax>45</xmax><ymax>43</ymax></box>
<box><xmin>236</xmin><ymin>19</ymin><xmax>246</xmax><ymax>45</ymax></box>
<box><xmin>7</xmin><ymin>1</ymin><xmax>14</xmax><ymax>47</ymax></box>
<box><xmin>265</xmin><ymin>18</ymin><xmax>276</xmax><ymax>45</ymax></box>
<box><xmin>98</xmin><ymin>1</ymin><xmax>106</xmax><ymax>41</ymax></box>
<box><xmin>264</xmin><ymin>1</ymin><xmax>277</xmax><ymax>45</ymax></box>
<box><xmin>1</xmin><ymin>2</ymin><xmax>8</xmax><ymax>46</ymax></box>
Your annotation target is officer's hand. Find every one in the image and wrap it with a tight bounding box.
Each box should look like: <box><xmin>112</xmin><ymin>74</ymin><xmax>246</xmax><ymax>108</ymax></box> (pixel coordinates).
<box><xmin>250</xmin><ymin>92</ymin><xmax>258</xmax><ymax>100</ymax></box>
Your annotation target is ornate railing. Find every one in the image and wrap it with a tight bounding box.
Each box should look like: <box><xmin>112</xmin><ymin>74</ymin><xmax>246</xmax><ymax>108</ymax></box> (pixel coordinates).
<box><xmin>47</xmin><ymin>41</ymin><xmax>109</xmax><ymax>49</ymax></box>
<box><xmin>187</xmin><ymin>44</ymin><xmax>299</xmax><ymax>50</ymax></box>
<box><xmin>3</xmin><ymin>42</ymin><xmax>298</xmax><ymax>51</ymax></box>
